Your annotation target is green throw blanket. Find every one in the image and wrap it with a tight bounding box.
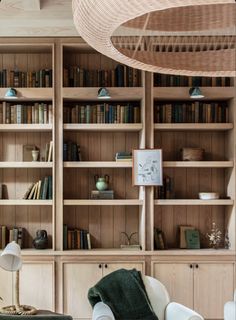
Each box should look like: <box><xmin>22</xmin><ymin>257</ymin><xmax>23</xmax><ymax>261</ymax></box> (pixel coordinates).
<box><xmin>88</xmin><ymin>269</ymin><xmax>158</xmax><ymax>320</ymax></box>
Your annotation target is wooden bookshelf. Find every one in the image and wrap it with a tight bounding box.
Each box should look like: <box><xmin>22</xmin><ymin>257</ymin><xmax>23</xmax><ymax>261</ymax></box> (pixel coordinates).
<box><xmin>0</xmin><ymin>38</ymin><xmax>234</xmax><ymax>320</ymax></box>
<box><xmin>63</xmin><ymin>87</ymin><xmax>143</xmax><ymax>101</ymax></box>
<box><xmin>0</xmin><ymin>161</ymin><xmax>53</xmax><ymax>168</ymax></box>
<box><xmin>64</xmin><ymin>199</ymin><xmax>143</xmax><ymax>206</ymax></box>
<box><xmin>63</xmin><ymin>123</ymin><xmax>143</xmax><ymax>131</ymax></box>
<box><xmin>64</xmin><ymin>161</ymin><xmax>132</xmax><ymax>168</ymax></box>
<box><xmin>163</xmin><ymin>161</ymin><xmax>234</xmax><ymax>168</ymax></box>
<box><xmin>0</xmin><ymin>200</ymin><xmax>53</xmax><ymax>205</ymax></box>
<box><xmin>154</xmin><ymin>123</ymin><xmax>233</xmax><ymax>131</ymax></box>
<box><xmin>0</xmin><ymin>124</ymin><xmax>53</xmax><ymax>132</ymax></box>
<box><xmin>154</xmin><ymin>199</ymin><xmax>234</xmax><ymax>206</ymax></box>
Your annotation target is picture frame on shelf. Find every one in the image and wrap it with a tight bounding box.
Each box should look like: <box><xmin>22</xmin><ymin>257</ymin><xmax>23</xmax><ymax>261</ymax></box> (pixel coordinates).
<box><xmin>132</xmin><ymin>149</ymin><xmax>163</xmax><ymax>186</ymax></box>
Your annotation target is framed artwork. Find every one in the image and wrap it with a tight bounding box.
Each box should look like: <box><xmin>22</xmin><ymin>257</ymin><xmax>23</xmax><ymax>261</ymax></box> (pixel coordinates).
<box><xmin>132</xmin><ymin>149</ymin><xmax>163</xmax><ymax>186</ymax></box>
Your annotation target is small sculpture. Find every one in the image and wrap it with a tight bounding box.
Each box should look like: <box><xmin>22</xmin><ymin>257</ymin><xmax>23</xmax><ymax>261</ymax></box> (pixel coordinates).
<box><xmin>94</xmin><ymin>174</ymin><xmax>109</xmax><ymax>191</ymax></box>
<box><xmin>121</xmin><ymin>232</ymin><xmax>138</xmax><ymax>246</ymax></box>
<box><xmin>33</xmin><ymin>230</ymin><xmax>48</xmax><ymax>249</ymax></box>
<box><xmin>206</xmin><ymin>222</ymin><xmax>222</xmax><ymax>249</ymax></box>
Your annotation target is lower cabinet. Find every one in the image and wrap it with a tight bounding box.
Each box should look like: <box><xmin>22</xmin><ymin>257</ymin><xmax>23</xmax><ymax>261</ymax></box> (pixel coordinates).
<box><xmin>0</xmin><ymin>261</ymin><xmax>55</xmax><ymax>311</ymax></box>
<box><xmin>152</xmin><ymin>262</ymin><xmax>234</xmax><ymax>319</ymax></box>
<box><xmin>62</xmin><ymin>261</ymin><xmax>144</xmax><ymax>319</ymax></box>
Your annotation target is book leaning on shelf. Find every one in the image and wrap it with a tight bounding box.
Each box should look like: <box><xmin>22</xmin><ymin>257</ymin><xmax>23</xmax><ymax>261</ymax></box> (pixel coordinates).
<box><xmin>0</xmin><ymin>102</ymin><xmax>52</xmax><ymax>124</ymax></box>
<box><xmin>0</xmin><ymin>226</ymin><xmax>25</xmax><ymax>249</ymax></box>
<box><xmin>63</xmin><ymin>141</ymin><xmax>81</xmax><ymax>161</ymax></box>
<box><xmin>0</xmin><ymin>68</ymin><xmax>52</xmax><ymax>87</ymax></box>
<box><xmin>23</xmin><ymin>176</ymin><xmax>52</xmax><ymax>200</ymax></box>
<box><xmin>63</xmin><ymin>103</ymin><xmax>140</xmax><ymax>124</ymax></box>
<box><xmin>63</xmin><ymin>225</ymin><xmax>91</xmax><ymax>250</ymax></box>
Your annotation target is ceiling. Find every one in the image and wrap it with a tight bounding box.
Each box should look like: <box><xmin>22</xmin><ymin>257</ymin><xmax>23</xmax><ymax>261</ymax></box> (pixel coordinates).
<box><xmin>0</xmin><ymin>0</ymin><xmax>235</xmax><ymax>37</ymax></box>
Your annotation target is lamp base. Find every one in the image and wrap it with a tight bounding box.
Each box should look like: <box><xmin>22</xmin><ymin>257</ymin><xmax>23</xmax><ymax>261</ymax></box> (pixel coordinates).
<box><xmin>0</xmin><ymin>305</ymin><xmax>37</xmax><ymax>315</ymax></box>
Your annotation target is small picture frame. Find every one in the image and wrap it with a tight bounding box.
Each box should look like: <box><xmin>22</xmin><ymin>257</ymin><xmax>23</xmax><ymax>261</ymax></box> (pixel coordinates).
<box><xmin>132</xmin><ymin>149</ymin><xmax>163</xmax><ymax>186</ymax></box>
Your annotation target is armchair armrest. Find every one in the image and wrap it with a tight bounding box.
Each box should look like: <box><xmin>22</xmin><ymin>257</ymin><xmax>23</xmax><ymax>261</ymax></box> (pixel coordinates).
<box><xmin>234</xmin><ymin>289</ymin><xmax>236</xmax><ymax>301</ymax></box>
<box><xmin>166</xmin><ymin>302</ymin><xmax>204</xmax><ymax>320</ymax></box>
<box><xmin>92</xmin><ymin>302</ymin><xmax>115</xmax><ymax>320</ymax></box>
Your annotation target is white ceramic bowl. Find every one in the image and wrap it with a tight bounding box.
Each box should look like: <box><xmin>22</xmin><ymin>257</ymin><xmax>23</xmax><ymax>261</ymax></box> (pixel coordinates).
<box><xmin>199</xmin><ymin>192</ymin><xmax>219</xmax><ymax>200</ymax></box>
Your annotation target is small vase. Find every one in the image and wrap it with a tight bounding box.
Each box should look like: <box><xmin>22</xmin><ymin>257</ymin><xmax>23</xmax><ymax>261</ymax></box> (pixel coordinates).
<box><xmin>33</xmin><ymin>230</ymin><xmax>48</xmax><ymax>249</ymax></box>
<box><xmin>96</xmin><ymin>177</ymin><xmax>108</xmax><ymax>191</ymax></box>
<box><xmin>32</xmin><ymin>150</ymin><xmax>39</xmax><ymax>161</ymax></box>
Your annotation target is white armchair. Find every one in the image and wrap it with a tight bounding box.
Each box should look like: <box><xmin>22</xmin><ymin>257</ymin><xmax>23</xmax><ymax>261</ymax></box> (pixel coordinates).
<box><xmin>92</xmin><ymin>275</ymin><xmax>204</xmax><ymax>320</ymax></box>
<box><xmin>224</xmin><ymin>290</ymin><xmax>236</xmax><ymax>320</ymax></box>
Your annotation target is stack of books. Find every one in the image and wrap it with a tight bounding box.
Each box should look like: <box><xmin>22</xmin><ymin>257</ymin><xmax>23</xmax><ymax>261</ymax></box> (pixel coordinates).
<box><xmin>0</xmin><ymin>226</ymin><xmax>24</xmax><ymax>249</ymax></box>
<box><xmin>91</xmin><ymin>190</ymin><xmax>114</xmax><ymax>199</ymax></box>
<box><xmin>63</xmin><ymin>225</ymin><xmax>91</xmax><ymax>250</ymax></box>
<box><xmin>23</xmin><ymin>176</ymin><xmax>52</xmax><ymax>200</ymax></box>
<box><xmin>115</xmin><ymin>152</ymin><xmax>132</xmax><ymax>162</ymax></box>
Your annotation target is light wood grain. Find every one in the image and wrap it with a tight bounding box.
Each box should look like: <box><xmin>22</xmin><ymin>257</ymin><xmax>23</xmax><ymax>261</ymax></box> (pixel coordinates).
<box><xmin>64</xmin><ymin>123</ymin><xmax>143</xmax><ymax>131</ymax></box>
<box><xmin>0</xmin><ymin>88</ymin><xmax>53</xmax><ymax>100</ymax></box>
<box><xmin>0</xmin><ymin>124</ymin><xmax>52</xmax><ymax>132</ymax></box>
<box><xmin>0</xmin><ymin>200</ymin><xmax>53</xmax><ymax>205</ymax></box>
<box><xmin>154</xmin><ymin>123</ymin><xmax>233</xmax><ymax>131</ymax></box>
<box><xmin>64</xmin><ymin>161</ymin><xmax>132</xmax><ymax>168</ymax></box>
<box><xmin>64</xmin><ymin>199</ymin><xmax>143</xmax><ymax>206</ymax></box>
<box><xmin>0</xmin><ymin>161</ymin><xmax>53</xmax><ymax>168</ymax></box>
<box><xmin>155</xmin><ymin>199</ymin><xmax>234</xmax><ymax>205</ymax></box>
<box><xmin>163</xmin><ymin>161</ymin><xmax>234</xmax><ymax>168</ymax></box>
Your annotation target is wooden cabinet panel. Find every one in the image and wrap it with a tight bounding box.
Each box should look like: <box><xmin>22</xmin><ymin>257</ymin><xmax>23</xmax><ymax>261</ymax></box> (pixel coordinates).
<box><xmin>63</xmin><ymin>263</ymin><xmax>102</xmax><ymax>319</ymax></box>
<box><xmin>0</xmin><ymin>268</ymin><xmax>13</xmax><ymax>308</ymax></box>
<box><xmin>194</xmin><ymin>263</ymin><xmax>234</xmax><ymax>319</ymax></box>
<box><xmin>152</xmin><ymin>263</ymin><xmax>194</xmax><ymax>309</ymax></box>
<box><xmin>19</xmin><ymin>262</ymin><xmax>54</xmax><ymax>311</ymax></box>
<box><xmin>103</xmin><ymin>262</ymin><xmax>144</xmax><ymax>277</ymax></box>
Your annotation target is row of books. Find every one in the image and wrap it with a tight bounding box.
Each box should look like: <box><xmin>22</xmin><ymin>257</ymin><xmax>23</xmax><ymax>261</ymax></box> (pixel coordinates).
<box><xmin>154</xmin><ymin>74</ymin><xmax>233</xmax><ymax>87</ymax></box>
<box><xmin>64</xmin><ymin>104</ymin><xmax>140</xmax><ymax>124</ymax></box>
<box><xmin>63</xmin><ymin>225</ymin><xmax>91</xmax><ymax>250</ymax></box>
<box><xmin>63</xmin><ymin>64</ymin><xmax>141</xmax><ymax>87</ymax></box>
<box><xmin>0</xmin><ymin>226</ymin><xmax>24</xmax><ymax>249</ymax></box>
<box><xmin>23</xmin><ymin>176</ymin><xmax>52</xmax><ymax>200</ymax></box>
<box><xmin>0</xmin><ymin>102</ymin><xmax>53</xmax><ymax>124</ymax></box>
<box><xmin>154</xmin><ymin>102</ymin><xmax>229</xmax><ymax>124</ymax></box>
<box><xmin>155</xmin><ymin>176</ymin><xmax>173</xmax><ymax>199</ymax></box>
<box><xmin>115</xmin><ymin>152</ymin><xmax>132</xmax><ymax>162</ymax></box>
<box><xmin>63</xmin><ymin>141</ymin><xmax>81</xmax><ymax>161</ymax></box>
<box><xmin>0</xmin><ymin>69</ymin><xmax>52</xmax><ymax>87</ymax></box>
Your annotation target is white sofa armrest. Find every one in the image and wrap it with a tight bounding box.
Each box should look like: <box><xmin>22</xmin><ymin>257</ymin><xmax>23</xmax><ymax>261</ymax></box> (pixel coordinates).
<box><xmin>234</xmin><ymin>289</ymin><xmax>236</xmax><ymax>301</ymax></box>
<box><xmin>166</xmin><ymin>302</ymin><xmax>204</xmax><ymax>320</ymax></box>
<box><xmin>92</xmin><ymin>302</ymin><xmax>115</xmax><ymax>320</ymax></box>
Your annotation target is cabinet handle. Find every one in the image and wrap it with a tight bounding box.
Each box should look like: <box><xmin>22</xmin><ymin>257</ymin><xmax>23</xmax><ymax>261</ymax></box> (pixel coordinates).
<box><xmin>98</xmin><ymin>264</ymin><xmax>102</xmax><ymax>268</ymax></box>
<box><xmin>104</xmin><ymin>264</ymin><xmax>108</xmax><ymax>268</ymax></box>
<box><xmin>190</xmin><ymin>264</ymin><xmax>193</xmax><ymax>268</ymax></box>
<box><xmin>195</xmin><ymin>264</ymin><xmax>199</xmax><ymax>269</ymax></box>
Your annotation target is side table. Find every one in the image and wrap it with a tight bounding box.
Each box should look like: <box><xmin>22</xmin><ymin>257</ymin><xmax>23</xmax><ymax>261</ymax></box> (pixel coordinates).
<box><xmin>0</xmin><ymin>310</ymin><xmax>72</xmax><ymax>320</ymax></box>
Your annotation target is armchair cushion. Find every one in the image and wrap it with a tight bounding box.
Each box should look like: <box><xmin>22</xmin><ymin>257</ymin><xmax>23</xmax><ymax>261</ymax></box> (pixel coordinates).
<box><xmin>165</xmin><ymin>302</ymin><xmax>204</xmax><ymax>320</ymax></box>
<box><xmin>93</xmin><ymin>302</ymin><xmax>115</xmax><ymax>320</ymax></box>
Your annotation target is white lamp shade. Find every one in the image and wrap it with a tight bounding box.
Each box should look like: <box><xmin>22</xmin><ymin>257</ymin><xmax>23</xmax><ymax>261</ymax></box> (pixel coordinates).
<box><xmin>0</xmin><ymin>241</ymin><xmax>22</xmax><ymax>271</ymax></box>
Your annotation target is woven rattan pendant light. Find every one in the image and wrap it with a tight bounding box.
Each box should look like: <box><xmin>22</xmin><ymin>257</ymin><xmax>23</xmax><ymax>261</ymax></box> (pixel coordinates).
<box><xmin>72</xmin><ymin>0</ymin><xmax>236</xmax><ymax>77</ymax></box>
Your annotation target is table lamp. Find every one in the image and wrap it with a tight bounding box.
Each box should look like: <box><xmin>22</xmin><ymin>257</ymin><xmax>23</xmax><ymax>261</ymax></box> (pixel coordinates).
<box><xmin>0</xmin><ymin>241</ymin><xmax>37</xmax><ymax>315</ymax></box>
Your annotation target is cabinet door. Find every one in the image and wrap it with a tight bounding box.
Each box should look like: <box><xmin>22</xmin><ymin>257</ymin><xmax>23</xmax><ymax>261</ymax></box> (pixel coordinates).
<box><xmin>20</xmin><ymin>262</ymin><xmax>54</xmax><ymax>311</ymax></box>
<box><xmin>0</xmin><ymin>268</ymin><xmax>13</xmax><ymax>307</ymax></box>
<box><xmin>152</xmin><ymin>263</ymin><xmax>194</xmax><ymax>309</ymax></box>
<box><xmin>194</xmin><ymin>263</ymin><xmax>234</xmax><ymax>319</ymax></box>
<box><xmin>63</xmin><ymin>263</ymin><xmax>102</xmax><ymax>319</ymax></box>
<box><xmin>103</xmin><ymin>262</ymin><xmax>144</xmax><ymax>277</ymax></box>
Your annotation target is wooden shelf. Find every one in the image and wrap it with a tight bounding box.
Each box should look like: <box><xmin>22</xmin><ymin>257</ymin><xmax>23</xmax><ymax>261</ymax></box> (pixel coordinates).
<box><xmin>0</xmin><ymin>161</ymin><xmax>53</xmax><ymax>168</ymax></box>
<box><xmin>149</xmin><ymin>249</ymin><xmax>236</xmax><ymax>256</ymax></box>
<box><xmin>154</xmin><ymin>123</ymin><xmax>233</xmax><ymax>131</ymax></box>
<box><xmin>64</xmin><ymin>161</ymin><xmax>132</xmax><ymax>168</ymax></box>
<box><xmin>63</xmin><ymin>87</ymin><xmax>143</xmax><ymax>101</ymax></box>
<box><xmin>63</xmin><ymin>123</ymin><xmax>143</xmax><ymax>131</ymax></box>
<box><xmin>153</xmin><ymin>87</ymin><xmax>235</xmax><ymax>100</ymax></box>
<box><xmin>0</xmin><ymin>200</ymin><xmax>53</xmax><ymax>205</ymax></box>
<box><xmin>0</xmin><ymin>124</ymin><xmax>52</xmax><ymax>132</ymax></box>
<box><xmin>163</xmin><ymin>161</ymin><xmax>234</xmax><ymax>168</ymax></box>
<box><xmin>154</xmin><ymin>199</ymin><xmax>234</xmax><ymax>206</ymax></box>
<box><xmin>64</xmin><ymin>199</ymin><xmax>143</xmax><ymax>206</ymax></box>
<box><xmin>0</xmin><ymin>88</ymin><xmax>53</xmax><ymax>101</ymax></box>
